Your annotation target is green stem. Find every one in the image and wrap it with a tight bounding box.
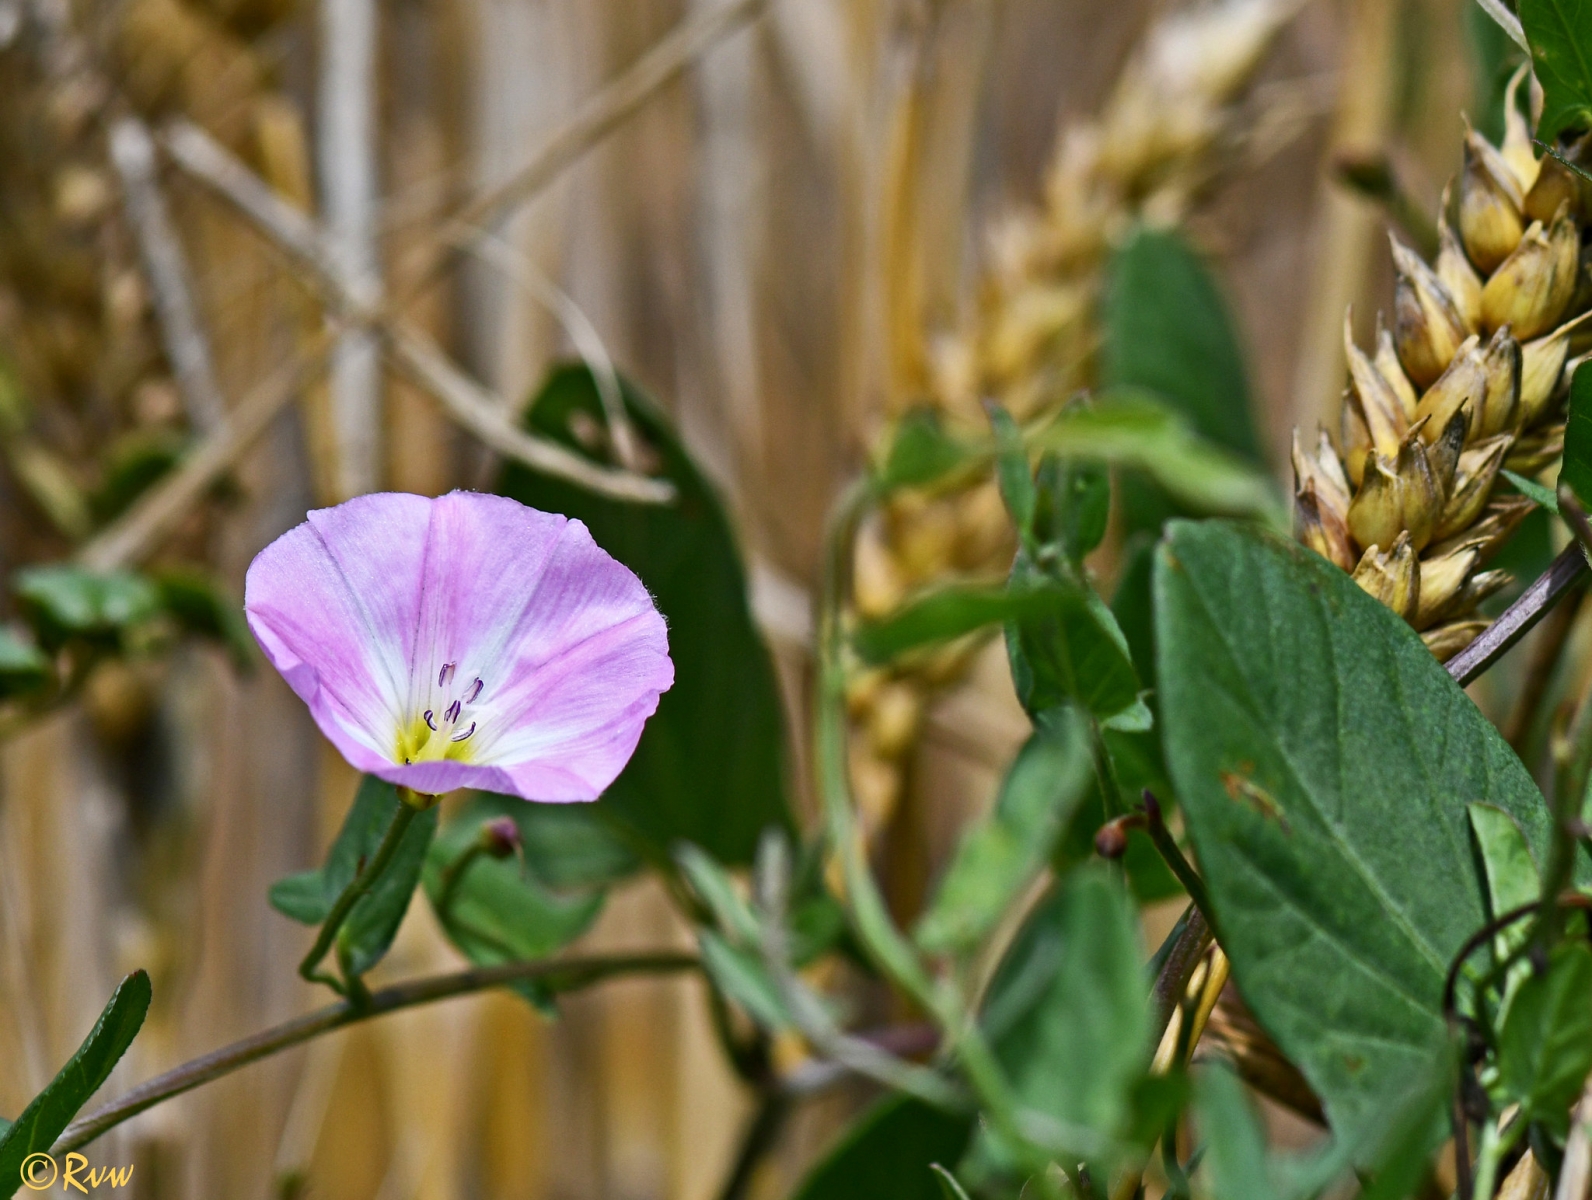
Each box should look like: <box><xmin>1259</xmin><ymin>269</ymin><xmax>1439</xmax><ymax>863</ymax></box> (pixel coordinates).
<box><xmin>813</xmin><ymin>481</ymin><xmax>1052</xmax><ymax>1173</ymax></box>
<box><xmin>298</xmin><ymin>799</ymin><xmax>421</xmax><ymax>991</ymax></box>
<box><xmin>434</xmin><ymin>842</ymin><xmax>486</xmax><ymax>915</ymax></box>
<box><xmin>1471</xmin><ymin>1115</ymin><xmax>1521</xmax><ymax>1200</ymax></box>
<box><xmin>54</xmin><ymin>952</ymin><xmax>698</xmax><ymax>1155</ymax></box>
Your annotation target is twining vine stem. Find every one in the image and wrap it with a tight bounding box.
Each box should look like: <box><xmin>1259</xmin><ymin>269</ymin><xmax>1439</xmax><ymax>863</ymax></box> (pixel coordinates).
<box><xmin>53</xmin><ymin>952</ymin><xmax>699</xmax><ymax>1155</ymax></box>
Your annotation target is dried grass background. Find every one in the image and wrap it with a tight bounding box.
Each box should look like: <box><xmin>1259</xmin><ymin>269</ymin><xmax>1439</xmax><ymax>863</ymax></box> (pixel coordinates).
<box><xmin>0</xmin><ymin>0</ymin><xmax>1489</xmax><ymax>1197</ymax></box>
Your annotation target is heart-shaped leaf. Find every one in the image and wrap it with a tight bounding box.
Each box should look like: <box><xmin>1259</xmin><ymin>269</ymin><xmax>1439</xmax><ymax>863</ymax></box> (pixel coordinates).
<box><xmin>1155</xmin><ymin>519</ymin><xmax>1573</xmax><ymax>1144</ymax></box>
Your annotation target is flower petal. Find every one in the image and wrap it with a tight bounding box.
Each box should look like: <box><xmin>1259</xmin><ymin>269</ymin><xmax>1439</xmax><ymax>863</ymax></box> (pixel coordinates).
<box><xmin>244</xmin><ymin>493</ymin><xmax>432</xmax><ymax>765</ymax></box>
<box><xmin>406</xmin><ymin>493</ymin><xmax>673</xmax><ymax>800</ymax></box>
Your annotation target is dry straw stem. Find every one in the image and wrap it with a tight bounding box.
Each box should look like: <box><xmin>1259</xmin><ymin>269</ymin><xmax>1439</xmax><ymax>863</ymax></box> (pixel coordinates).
<box><xmin>1294</xmin><ymin>67</ymin><xmax>1592</xmax><ymax>663</ymax></box>
<box><xmin>74</xmin><ymin>0</ymin><xmax>753</xmax><ymax>569</ymax></box>
<box><xmin>848</xmin><ymin>0</ymin><xmax>1301</xmax><ymax>830</ymax></box>
<box><xmin>108</xmin><ymin>116</ymin><xmax>228</xmax><ymax>436</ymax></box>
<box><xmin>159</xmin><ymin>120</ymin><xmax>673</xmax><ymax>503</ymax></box>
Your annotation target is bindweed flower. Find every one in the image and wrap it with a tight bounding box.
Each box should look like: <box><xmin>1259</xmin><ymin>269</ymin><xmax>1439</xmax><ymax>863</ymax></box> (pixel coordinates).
<box><xmin>244</xmin><ymin>490</ymin><xmax>673</xmax><ymax>802</ymax></box>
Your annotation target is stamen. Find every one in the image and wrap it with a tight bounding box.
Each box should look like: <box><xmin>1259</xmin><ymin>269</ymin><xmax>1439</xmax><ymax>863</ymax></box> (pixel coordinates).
<box><xmin>450</xmin><ymin>722</ymin><xmax>476</xmax><ymax>742</ymax></box>
<box><xmin>424</xmin><ymin>710</ymin><xmax>437</xmax><ymax>731</ymax></box>
<box><xmin>466</xmin><ymin>677</ymin><xmax>484</xmax><ymax>702</ymax></box>
<box><xmin>438</xmin><ymin>662</ymin><xmax>456</xmax><ymax>687</ymax></box>
<box><xmin>445</xmin><ymin>699</ymin><xmax>462</xmax><ymax>723</ymax></box>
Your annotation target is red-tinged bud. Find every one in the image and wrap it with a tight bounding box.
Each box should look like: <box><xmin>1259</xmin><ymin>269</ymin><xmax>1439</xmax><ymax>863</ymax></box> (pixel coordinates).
<box><xmin>478</xmin><ymin>816</ymin><xmax>521</xmax><ymax>859</ymax></box>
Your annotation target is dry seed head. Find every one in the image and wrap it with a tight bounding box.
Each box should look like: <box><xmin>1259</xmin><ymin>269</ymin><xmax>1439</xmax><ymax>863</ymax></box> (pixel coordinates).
<box><xmin>1479</xmin><ymin>206</ymin><xmax>1577</xmax><ymax>339</ymax></box>
<box><xmin>1423</xmin><ymin>618</ymin><xmax>1491</xmax><ymax>660</ymax></box>
<box><xmin>1392</xmin><ymin>237</ymin><xmax>1470</xmax><ymax>387</ymax></box>
<box><xmin>1434</xmin><ymin>434</ymin><xmax>1510</xmax><ymax>541</ymax></box>
<box><xmin>1351</xmin><ymin>533</ymin><xmax>1419</xmax><ymax>623</ymax></box>
<box><xmin>1414</xmin><ymin>544</ymin><xmax>1480</xmax><ymax>630</ymax></box>
<box><xmin>1437</xmin><ymin>212</ymin><xmax>1485</xmax><ymax>331</ymax></box>
<box><xmin>1347</xmin><ymin>430</ymin><xmax>1443</xmax><ymax>552</ymax></box>
<box><xmin>1475</xmin><ymin>327</ymin><xmax>1523</xmax><ymax>437</ymax></box>
<box><xmin>1411</xmin><ymin>335</ymin><xmax>1483</xmax><ymax>441</ymax></box>
<box><xmin>1500</xmin><ymin>66</ymin><xmax>1541</xmax><ymax>194</ymax></box>
<box><xmin>1296</xmin><ymin>481</ymin><xmax>1356</xmax><ymax>571</ymax></box>
<box><xmin>1294</xmin><ymin>85</ymin><xmax>1591</xmax><ymax>664</ymax></box>
<box><xmin>1346</xmin><ymin>309</ymin><xmax>1411</xmax><ymax>452</ymax></box>
<box><xmin>1374</xmin><ymin>313</ymin><xmax>1420</xmax><ymax>417</ymax></box>
<box><xmin>1459</xmin><ymin>127</ymin><xmax>1526</xmax><ymax>273</ymax></box>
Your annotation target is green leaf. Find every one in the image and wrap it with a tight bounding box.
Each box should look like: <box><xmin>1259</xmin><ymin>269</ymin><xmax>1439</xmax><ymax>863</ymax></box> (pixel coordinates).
<box><xmin>270</xmin><ymin>777</ymin><xmax>437</xmax><ymax>977</ymax></box>
<box><xmin>676</xmin><ymin>843</ymin><xmax>760</xmax><ymax>943</ymax></box>
<box><xmin>0</xmin><ymin>626</ymin><xmax>48</xmax><ymax>699</ymax></box>
<box><xmin>1562</xmin><ymin>362</ymin><xmax>1592</xmax><ymax>506</ymax></box>
<box><xmin>1496</xmin><ymin>941</ymin><xmax>1592</xmax><ymax>1137</ymax></box>
<box><xmin>0</xmin><ymin>970</ymin><xmax>151</xmax><ymax>1195</ymax></box>
<box><xmin>1007</xmin><ymin>558</ymin><xmax>1146</xmax><ymax>727</ymax></box>
<box><xmin>1032</xmin><ymin>393</ymin><xmax>1282</xmax><ymax>525</ymax></box>
<box><xmin>927</xmin><ymin>1164</ymin><xmax>972</xmax><ymax>1200</ymax></box>
<box><xmin>915</xmin><ymin>708</ymin><xmax>1093</xmax><ymax>954</ymax></box>
<box><xmin>876</xmin><ymin>408</ymin><xmax>978</xmax><ymax>491</ymax></box>
<box><xmin>854</xmin><ymin>585</ymin><xmax>1052</xmax><ymax>665</ymax></box>
<box><xmin>979</xmin><ymin>866</ymin><xmax>1148</xmax><ymax>1167</ymax></box>
<box><xmin>1155</xmin><ymin>519</ymin><xmax>1571</xmax><ymax>1146</ymax></box>
<box><xmin>696</xmin><ymin>930</ymin><xmax>790</xmax><ymax>1028</ymax></box>
<box><xmin>789</xmin><ymin>1095</ymin><xmax>973</xmax><ymax>1200</ymax></box>
<box><xmin>1520</xmin><ymin>0</ymin><xmax>1592</xmax><ymax>138</ymax></box>
<box><xmin>13</xmin><ymin>566</ymin><xmax>161</xmax><ymax>650</ymax></box>
<box><xmin>1502</xmin><ymin>469</ymin><xmax>1559</xmax><ymax>513</ymax></box>
<box><xmin>1469</xmin><ymin>803</ymin><xmax>1542</xmax><ymax>919</ymax></box>
<box><xmin>987</xmin><ymin>403</ymin><xmax>1036</xmax><ymax>540</ymax></box>
<box><xmin>90</xmin><ymin>429</ymin><xmax>185</xmax><ymax>525</ymax></box>
<box><xmin>151</xmin><ymin>568</ymin><xmax>254</xmax><ymax>669</ymax></box>
<box><xmin>1194</xmin><ymin>1066</ymin><xmax>1279</xmax><ymax>1200</ymax></box>
<box><xmin>421</xmin><ymin>797</ymin><xmax>608</xmax><ymax>983</ymax></box>
<box><xmin>1102</xmin><ymin>226</ymin><xmax>1263</xmax><ymax>464</ymax></box>
<box><xmin>1034</xmin><ymin>452</ymin><xmax>1111</xmax><ymax>569</ymax></box>
<box><xmin>497</xmin><ymin>364</ymin><xmax>791</xmax><ymax>865</ymax></box>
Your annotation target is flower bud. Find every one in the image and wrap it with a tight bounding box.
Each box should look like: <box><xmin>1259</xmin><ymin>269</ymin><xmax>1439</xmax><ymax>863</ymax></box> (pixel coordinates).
<box><xmin>1352</xmin><ymin>532</ymin><xmax>1420</xmax><ymax>624</ymax></box>
<box><xmin>1475</xmin><ymin>326</ymin><xmax>1522</xmax><ymax>437</ymax></box>
<box><xmin>1414</xmin><ymin>544</ymin><xmax>1480</xmax><ymax>630</ymax></box>
<box><xmin>1412</xmin><ymin>335</ymin><xmax>1484</xmax><ymax>442</ymax></box>
<box><xmin>1434</xmin><ymin>434</ymin><xmax>1511</xmax><ymax>541</ymax></box>
<box><xmin>1519</xmin><ymin>310</ymin><xmax>1592</xmax><ymax>425</ymax></box>
<box><xmin>1392</xmin><ymin>237</ymin><xmax>1471</xmax><ymax>387</ymax></box>
<box><xmin>1422</xmin><ymin>618</ymin><xmax>1489</xmax><ymax>662</ymax></box>
<box><xmin>1094</xmin><ymin>813</ymin><xmax>1144</xmax><ymax>860</ymax></box>
<box><xmin>1345</xmin><ymin>311</ymin><xmax>1409</xmax><ymax>453</ymax></box>
<box><xmin>1374</xmin><ymin>313</ymin><xmax>1420</xmax><ymax>417</ymax></box>
<box><xmin>1437</xmin><ymin>213</ymin><xmax>1484</xmax><ymax>332</ymax></box>
<box><xmin>478</xmin><ymin>816</ymin><xmax>521</xmax><ymax>859</ymax></box>
<box><xmin>1479</xmin><ymin>207</ymin><xmax>1578</xmax><ymax>340</ymax></box>
<box><xmin>1458</xmin><ymin>127</ymin><xmax>1526</xmax><ymax>273</ymax></box>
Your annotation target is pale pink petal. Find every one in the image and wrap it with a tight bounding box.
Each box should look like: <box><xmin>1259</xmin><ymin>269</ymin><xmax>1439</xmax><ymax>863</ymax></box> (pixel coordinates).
<box><xmin>244</xmin><ymin>493</ymin><xmax>432</xmax><ymax>763</ymax></box>
<box><xmin>245</xmin><ymin>490</ymin><xmax>672</xmax><ymax>803</ymax></box>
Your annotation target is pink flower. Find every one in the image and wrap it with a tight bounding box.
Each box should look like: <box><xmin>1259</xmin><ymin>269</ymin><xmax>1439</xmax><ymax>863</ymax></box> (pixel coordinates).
<box><xmin>244</xmin><ymin>491</ymin><xmax>673</xmax><ymax>801</ymax></box>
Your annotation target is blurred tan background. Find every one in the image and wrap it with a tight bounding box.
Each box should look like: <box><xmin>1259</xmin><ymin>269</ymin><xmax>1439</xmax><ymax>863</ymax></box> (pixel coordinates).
<box><xmin>0</xmin><ymin>0</ymin><xmax>1492</xmax><ymax>1197</ymax></box>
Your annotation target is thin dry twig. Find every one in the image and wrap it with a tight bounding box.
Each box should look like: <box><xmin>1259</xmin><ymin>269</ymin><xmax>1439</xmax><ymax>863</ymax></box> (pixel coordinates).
<box><xmin>73</xmin><ymin>0</ymin><xmax>753</xmax><ymax>567</ymax></box>
<box><xmin>109</xmin><ymin>116</ymin><xmax>227</xmax><ymax>435</ymax></box>
<box><xmin>77</xmin><ymin>332</ymin><xmax>338</xmax><ymax>572</ymax></box>
<box><xmin>161</xmin><ymin>119</ymin><xmax>674</xmax><ymax>504</ymax></box>
<box><xmin>436</xmin><ymin>0</ymin><xmax>768</xmax><ymax>258</ymax></box>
